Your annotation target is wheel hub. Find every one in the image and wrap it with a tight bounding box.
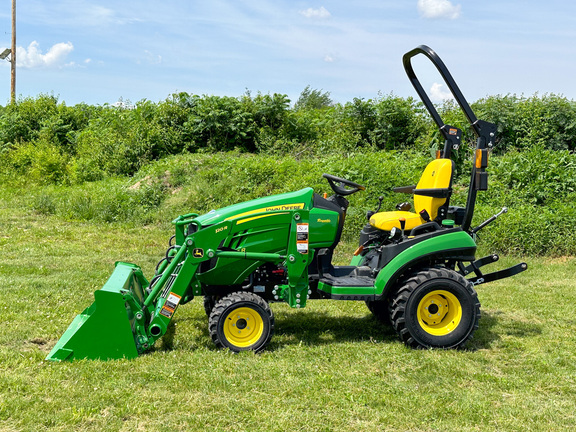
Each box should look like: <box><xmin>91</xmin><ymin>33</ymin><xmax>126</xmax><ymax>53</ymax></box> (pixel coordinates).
<box><xmin>223</xmin><ymin>307</ymin><xmax>264</xmax><ymax>348</ymax></box>
<box><xmin>416</xmin><ymin>290</ymin><xmax>463</xmax><ymax>336</ymax></box>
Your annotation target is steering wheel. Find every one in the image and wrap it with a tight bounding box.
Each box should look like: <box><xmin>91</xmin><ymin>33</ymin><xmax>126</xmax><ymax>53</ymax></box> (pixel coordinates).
<box><xmin>322</xmin><ymin>173</ymin><xmax>366</xmax><ymax>196</ymax></box>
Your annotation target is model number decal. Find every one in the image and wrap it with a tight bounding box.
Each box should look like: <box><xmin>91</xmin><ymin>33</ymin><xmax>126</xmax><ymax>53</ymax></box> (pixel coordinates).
<box><xmin>215</xmin><ymin>226</ymin><xmax>228</xmax><ymax>234</ymax></box>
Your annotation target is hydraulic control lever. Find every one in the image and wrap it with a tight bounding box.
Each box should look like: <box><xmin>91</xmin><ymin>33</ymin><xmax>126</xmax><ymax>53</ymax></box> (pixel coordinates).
<box><xmin>366</xmin><ymin>196</ymin><xmax>384</xmax><ymax>220</ymax></box>
<box><xmin>471</xmin><ymin>207</ymin><xmax>508</xmax><ymax>234</ymax></box>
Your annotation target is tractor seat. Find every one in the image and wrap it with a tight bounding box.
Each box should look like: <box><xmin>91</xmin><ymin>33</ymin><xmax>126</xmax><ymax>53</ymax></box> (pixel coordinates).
<box><xmin>369</xmin><ymin>158</ymin><xmax>454</xmax><ymax>232</ymax></box>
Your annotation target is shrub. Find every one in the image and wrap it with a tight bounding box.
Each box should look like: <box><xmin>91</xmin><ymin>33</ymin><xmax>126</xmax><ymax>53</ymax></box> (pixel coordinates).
<box><xmin>6</xmin><ymin>138</ymin><xmax>70</xmax><ymax>185</ymax></box>
<box><xmin>473</xmin><ymin>94</ymin><xmax>576</xmax><ymax>152</ymax></box>
<box><xmin>482</xmin><ymin>145</ymin><xmax>576</xmax><ymax>207</ymax></box>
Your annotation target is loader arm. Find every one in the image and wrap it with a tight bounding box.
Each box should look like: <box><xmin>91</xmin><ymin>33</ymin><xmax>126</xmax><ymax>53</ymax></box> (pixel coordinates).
<box><xmin>46</xmin><ymin>205</ymin><xmax>315</xmax><ymax>360</ymax></box>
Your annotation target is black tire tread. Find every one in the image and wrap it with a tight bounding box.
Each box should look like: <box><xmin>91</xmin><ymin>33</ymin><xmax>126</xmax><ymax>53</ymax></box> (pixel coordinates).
<box><xmin>389</xmin><ymin>267</ymin><xmax>480</xmax><ymax>349</ymax></box>
<box><xmin>365</xmin><ymin>299</ymin><xmax>391</xmax><ymax>325</ymax></box>
<box><xmin>203</xmin><ymin>295</ymin><xmax>218</xmax><ymax>317</ymax></box>
<box><xmin>208</xmin><ymin>291</ymin><xmax>274</xmax><ymax>353</ymax></box>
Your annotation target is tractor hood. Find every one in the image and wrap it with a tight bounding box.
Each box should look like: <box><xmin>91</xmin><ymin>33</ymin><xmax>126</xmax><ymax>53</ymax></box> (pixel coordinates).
<box><xmin>192</xmin><ymin>187</ymin><xmax>315</xmax><ymax>227</ymax></box>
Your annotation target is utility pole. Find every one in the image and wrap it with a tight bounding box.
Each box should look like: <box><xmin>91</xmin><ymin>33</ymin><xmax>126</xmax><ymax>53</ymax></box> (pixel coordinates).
<box><xmin>11</xmin><ymin>0</ymin><xmax>16</xmax><ymax>104</ymax></box>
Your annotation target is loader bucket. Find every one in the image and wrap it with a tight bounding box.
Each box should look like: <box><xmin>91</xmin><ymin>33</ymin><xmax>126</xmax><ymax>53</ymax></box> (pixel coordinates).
<box><xmin>46</xmin><ymin>262</ymin><xmax>148</xmax><ymax>361</ymax></box>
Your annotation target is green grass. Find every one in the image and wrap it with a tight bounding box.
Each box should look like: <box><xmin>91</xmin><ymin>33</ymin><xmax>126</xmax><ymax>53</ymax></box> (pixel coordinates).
<box><xmin>1</xmin><ymin>187</ymin><xmax>576</xmax><ymax>432</ymax></box>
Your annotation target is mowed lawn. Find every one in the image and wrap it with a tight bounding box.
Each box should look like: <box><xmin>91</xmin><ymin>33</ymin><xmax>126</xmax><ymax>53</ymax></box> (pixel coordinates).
<box><xmin>1</xmin><ymin>190</ymin><xmax>575</xmax><ymax>432</ymax></box>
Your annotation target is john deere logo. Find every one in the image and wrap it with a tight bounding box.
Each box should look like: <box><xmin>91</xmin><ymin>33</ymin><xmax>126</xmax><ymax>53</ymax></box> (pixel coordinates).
<box><xmin>193</xmin><ymin>248</ymin><xmax>204</xmax><ymax>258</ymax></box>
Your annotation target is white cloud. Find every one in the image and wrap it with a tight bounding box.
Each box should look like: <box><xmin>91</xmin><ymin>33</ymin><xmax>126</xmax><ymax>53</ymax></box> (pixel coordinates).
<box><xmin>137</xmin><ymin>50</ymin><xmax>162</xmax><ymax>65</ymax></box>
<box><xmin>324</xmin><ymin>54</ymin><xmax>335</xmax><ymax>63</ymax></box>
<box><xmin>417</xmin><ymin>0</ymin><xmax>461</xmax><ymax>20</ymax></box>
<box><xmin>16</xmin><ymin>41</ymin><xmax>74</xmax><ymax>68</ymax></box>
<box><xmin>430</xmin><ymin>82</ymin><xmax>454</xmax><ymax>102</ymax></box>
<box><xmin>299</xmin><ymin>6</ymin><xmax>331</xmax><ymax>19</ymax></box>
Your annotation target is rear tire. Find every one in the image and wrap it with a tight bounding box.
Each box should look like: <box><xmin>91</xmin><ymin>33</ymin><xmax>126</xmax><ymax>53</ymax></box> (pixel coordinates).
<box><xmin>209</xmin><ymin>292</ymin><xmax>274</xmax><ymax>353</ymax></box>
<box><xmin>389</xmin><ymin>267</ymin><xmax>480</xmax><ymax>349</ymax></box>
<box><xmin>365</xmin><ymin>300</ymin><xmax>391</xmax><ymax>325</ymax></box>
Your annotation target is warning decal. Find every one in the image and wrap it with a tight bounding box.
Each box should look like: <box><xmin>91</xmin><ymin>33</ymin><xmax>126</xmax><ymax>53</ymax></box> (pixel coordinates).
<box><xmin>296</xmin><ymin>223</ymin><xmax>309</xmax><ymax>254</ymax></box>
<box><xmin>160</xmin><ymin>292</ymin><xmax>182</xmax><ymax>319</ymax></box>
<box><xmin>165</xmin><ymin>292</ymin><xmax>182</xmax><ymax>310</ymax></box>
<box><xmin>160</xmin><ymin>307</ymin><xmax>173</xmax><ymax>318</ymax></box>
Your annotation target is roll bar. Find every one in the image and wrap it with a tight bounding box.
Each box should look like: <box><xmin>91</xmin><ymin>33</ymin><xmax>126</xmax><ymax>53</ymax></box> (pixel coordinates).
<box><xmin>402</xmin><ymin>45</ymin><xmax>498</xmax><ymax>233</ymax></box>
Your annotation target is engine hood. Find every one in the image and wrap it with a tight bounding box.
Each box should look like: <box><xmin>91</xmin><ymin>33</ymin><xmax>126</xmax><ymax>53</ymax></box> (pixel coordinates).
<box><xmin>193</xmin><ymin>187</ymin><xmax>314</xmax><ymax>227</ymax></box>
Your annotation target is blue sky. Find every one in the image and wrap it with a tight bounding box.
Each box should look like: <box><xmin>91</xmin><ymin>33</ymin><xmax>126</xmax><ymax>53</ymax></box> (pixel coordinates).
<box><xmin>1</xmin><ymin>0</ymin><xmax>576</xmax><ymax>106</ymax></box>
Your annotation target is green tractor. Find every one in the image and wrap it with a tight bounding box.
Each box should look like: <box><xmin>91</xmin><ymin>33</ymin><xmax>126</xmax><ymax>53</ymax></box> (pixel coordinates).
<box><xmin>46</xmin><ymin>45</ymin><xmax>527</xmax><ymax>361</ymax></box>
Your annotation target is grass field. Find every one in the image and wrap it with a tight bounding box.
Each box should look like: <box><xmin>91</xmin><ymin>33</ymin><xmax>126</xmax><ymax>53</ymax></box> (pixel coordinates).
<box><xmin>1</xmin><ymin>187</ymin><xmax>575</xmax><ymax>432</ymax></box>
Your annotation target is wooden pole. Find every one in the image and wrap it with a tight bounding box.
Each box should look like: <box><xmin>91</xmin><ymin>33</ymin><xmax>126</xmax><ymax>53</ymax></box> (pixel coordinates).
<box><xmin>11</xmin><ymin>0</ymin><xmax>16</xmax><ymax>104</ymax></box>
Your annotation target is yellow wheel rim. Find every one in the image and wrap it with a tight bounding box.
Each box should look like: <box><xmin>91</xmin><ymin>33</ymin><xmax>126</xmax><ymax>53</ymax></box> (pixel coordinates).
<box><xmin>222</xmin><ymin>307</ymin><xmax>264</xmax><ymax>348</ymax></box>
<box><xmin>417</xmin><ymin>290</ymin><xmax>462</xmax><ymax>336</ymax></box>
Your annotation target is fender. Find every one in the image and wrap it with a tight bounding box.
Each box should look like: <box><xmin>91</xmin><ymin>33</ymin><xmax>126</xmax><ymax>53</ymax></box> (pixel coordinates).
<box><xmin>373</xmin><ymin>230</ymin><xmax>476</xmax><ymax>300</ymax></box>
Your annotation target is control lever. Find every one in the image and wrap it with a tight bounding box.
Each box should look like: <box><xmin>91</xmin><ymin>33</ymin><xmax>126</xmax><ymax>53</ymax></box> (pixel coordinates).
<box><xmin>471</xmin><ymin>207</ymin><xmax>508</xmax><ymax>234</ymax></box>
<box><xmin>366</xmin><ymin>196</ymin><xmax>384</xmax><ymax>220</ymax></box>
<box><xmin>399</xmin><ymin>217</ymin><xmax>406</xmax><ymax>233</ymax></box>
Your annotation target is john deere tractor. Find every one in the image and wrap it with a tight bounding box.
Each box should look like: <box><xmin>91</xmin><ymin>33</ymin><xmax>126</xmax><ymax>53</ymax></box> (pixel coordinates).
<box><xmin>47</xmin><ymin>45</ymin><xmax>527</xmax><ymax>361</ymax></box>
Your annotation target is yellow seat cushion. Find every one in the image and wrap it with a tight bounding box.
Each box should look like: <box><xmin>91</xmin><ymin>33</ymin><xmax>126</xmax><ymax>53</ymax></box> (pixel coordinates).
<box><xmin>369</xmin><ymin>211</ymin><xmax>424</xmax><ymax>231</ymax></box>
<box><xmin>368</xmin><ymin>158</ymin><xmax>454</xmax><ymax>232</ymax></box>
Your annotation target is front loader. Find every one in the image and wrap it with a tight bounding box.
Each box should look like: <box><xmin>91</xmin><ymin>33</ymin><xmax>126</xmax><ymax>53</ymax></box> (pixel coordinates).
<box><xmin>47</xmin><ymin>45</ymin><xmax>527</xmax><ymax>361</ymax></box>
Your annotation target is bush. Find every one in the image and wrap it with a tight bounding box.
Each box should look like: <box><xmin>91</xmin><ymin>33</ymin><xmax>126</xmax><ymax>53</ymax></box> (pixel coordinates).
<box><xmin>11</xmin><ymin>148</ymin><xmax>576</xmax><ymax>256</ymax></box>
<box><xmin>0</xmin><ymin>95</ymin><xmax>98</xmax><ymax>152</ymax></box>
<box><xmin>481</xmin><ymin>145</ymin><xmax>576</xmax><ymax>207</ymax></box>
<box><xmin>474</xmin><ymin>94</ymin><xmax>576</xmax><ymax>152</ymax></box>
<box><xmin>6</xmin><ymin>138</ymin><xmax>70</xmax><ymax>185</ymax></box>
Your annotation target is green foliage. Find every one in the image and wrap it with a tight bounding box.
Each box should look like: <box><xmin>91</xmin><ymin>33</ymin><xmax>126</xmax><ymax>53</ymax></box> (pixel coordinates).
<box><xmin>2</xmin><ymin>92</ymin><xmax>576</xmax><ymax>256</ymax></box>
<box><xmin>340</xmin><ymin>94</ymin><xmax>428</xmax><ymax>150</ymax></box>
<box><xmin>474</xmin><ymin>203</ymin><xmax>576</xmax><ymax>256</ymax></box>
<box><xmin>3</xmin><ymin>92</ymin><xmax>576</xmax><ymax>187</ymax></box>
<box><xmin>481</xmin><ymin>145</ymin><xmax>576</xmax><ymax>206</ymax></box>
<box><xmin>30</xmin><ymin>177</ymin><xmax>168</xmax><ymax>224</ymax></box>
<box><xmin>186</xmin><ymin>95</ymin><xmax>256</xmax><ymax>152</ymax></box>
<box><xmin>5</xmin><ymin>138</ymin><xmax>71</xmax><ymax>185</ymax></box>
<box><xmin>370</xmin><ymin>94</ymin><xmax>428</xmax><ymax>150</ymax></box>
<box><xmin>0</xmin><ymin>94</ymin><xmax>98</xmax><ymax>152</ymax></box>
<box><xmin>294</xmin><ymin>85</ymin><xmax>333</xmax><ymax>110</ymax></box>
<box><xmin>3</xmin><ymin>146</ymin><xmax>574</xmax><ymax>255</ymax></box>
<box><xmin>474</xmin><ymin>94</ymin><xmax>576</xmax><ymax>152</ymax></box>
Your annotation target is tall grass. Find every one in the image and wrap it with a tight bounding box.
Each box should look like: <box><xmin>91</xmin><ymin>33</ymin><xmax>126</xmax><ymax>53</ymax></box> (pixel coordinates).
<box><xmin>6</xmin><ymin>148</ymin><xmax>576</xmax><ymax>256</ymax></box>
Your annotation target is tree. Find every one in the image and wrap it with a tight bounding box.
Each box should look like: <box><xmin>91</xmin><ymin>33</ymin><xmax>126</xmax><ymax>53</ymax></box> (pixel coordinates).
<box><xmin>294</xmin><ymin>85</ymin><xmax>333</xmax><ymax>110</ymax></box>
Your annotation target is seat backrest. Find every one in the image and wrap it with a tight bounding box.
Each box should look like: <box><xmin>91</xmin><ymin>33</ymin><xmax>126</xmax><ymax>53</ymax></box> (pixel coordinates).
<box><xmin>414</xmin><ymin>158</ymin><xmax>454</xmax><ymax>220</ymax></box>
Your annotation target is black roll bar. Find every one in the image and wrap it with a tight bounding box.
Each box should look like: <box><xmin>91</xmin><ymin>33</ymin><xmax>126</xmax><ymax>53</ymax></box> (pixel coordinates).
<box><xmin>402</xmin><ymin>45</ymin><xmax>498</xmax><ymax>233</ymax></box>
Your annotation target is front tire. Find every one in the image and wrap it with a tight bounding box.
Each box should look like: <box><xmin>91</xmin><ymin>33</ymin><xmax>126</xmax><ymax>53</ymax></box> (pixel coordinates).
<box><xmin>203</xmin><ymin>295</ymin><xmax>220</xmax><ymax>317</ymax></box>
<box><xmin>209</xmin><ymin>292</ymin><xmax>274</xmax><ymax>353</ymax></box>
<box><xmin>389</xmin><ymin>267</ymin><xmax>480</xmax><ymax>349</ymax></box>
